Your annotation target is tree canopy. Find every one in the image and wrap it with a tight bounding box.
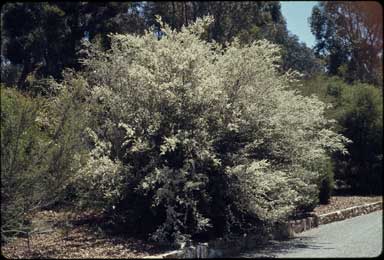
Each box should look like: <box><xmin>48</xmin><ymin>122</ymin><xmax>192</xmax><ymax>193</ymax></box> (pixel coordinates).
<box><xmin>1</xmin><ymin>1</ymin><xmax>321</xmax><ymax>90</ymax></box>
<box><xmin>310</xmin><ymin>1</ymin><xmax>383</xmax><ymax>86</ymax></box>
<box><xmin>1</xmin><ymin>2</ymin><xmax>145</xmax><ymax>88</ymax></box>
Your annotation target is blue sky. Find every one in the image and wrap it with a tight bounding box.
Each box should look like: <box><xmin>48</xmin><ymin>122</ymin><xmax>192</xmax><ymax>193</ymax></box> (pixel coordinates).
<box><xmin>280</xmin><ymin>1</ymin><xmax>318</xmax><ymax>48</ymax></box>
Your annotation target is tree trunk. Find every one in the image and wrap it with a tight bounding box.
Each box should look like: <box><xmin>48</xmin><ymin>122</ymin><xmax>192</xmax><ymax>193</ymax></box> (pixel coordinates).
<box><xmin>17</xmin><ymin>60</ymin><xmax>32</xmax><ymax>90</ymax></box>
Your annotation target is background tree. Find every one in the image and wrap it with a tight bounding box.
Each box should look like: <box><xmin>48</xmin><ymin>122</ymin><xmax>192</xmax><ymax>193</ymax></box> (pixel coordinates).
<box><xmin>1</xmin><ymin>1</ymin><xmax>322</xmax><ymax>89</ymax></box>
<box><xmin>144</xmin><ymin>1</ymin><xmax>320</xmax><ymax>78</ymax></box>
<box><xmin>1</xmin><ymin>3</ymin><xmax>71</xmax><ymax>87</ymax></box>
<box><xmin>1</xmin><ymin>2</ymin><xmax>145</xmax><ymax>89</ymax></box>
<box><xmin>295</xmin><ymin>75</ymin><xmax>383</xmax><ymax>195</ymax></box>
<box><xmin>265</xmin><ymin>28</ymin><xmax>322</xmax><ymax>78</ymax></box>
<box><xmin>79</xmin><ymin>2</ymin><xmax>146</xmax><ymax>49</ymax></box>
<box><xmin>337</xmin><ymin>84</ymin><xmax>383</xmax><ymax>194</ymax></box>
<box><xmin>310</xmin><ymin>1</ymin><xmax>383</xmax><ymax>86</ymax></box>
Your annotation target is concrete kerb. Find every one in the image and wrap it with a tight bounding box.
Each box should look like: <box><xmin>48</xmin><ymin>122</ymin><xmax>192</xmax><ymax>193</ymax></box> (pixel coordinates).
<box><xmin>145</xmin><ymin>201</ymin><xmax>382</xmax><ymax>258</ymax></box>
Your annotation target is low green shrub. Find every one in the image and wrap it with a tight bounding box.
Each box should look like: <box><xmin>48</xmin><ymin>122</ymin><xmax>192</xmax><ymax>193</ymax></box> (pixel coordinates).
<box><xmin>1</xmin><ymin>79</ymin><xmax>88</xmax><ymax>241</ymax></box>
<box><xmin>1</xmin><ymin>86</ymin><xmax>42</xmax><ymax>240</ymax></box>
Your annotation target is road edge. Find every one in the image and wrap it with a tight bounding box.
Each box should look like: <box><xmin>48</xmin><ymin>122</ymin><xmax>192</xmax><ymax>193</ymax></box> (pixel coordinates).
<box><xmin>286</xmin><ymin>201</ymin><xmax>382</xmax><ymax>236</ymax></box>
<box><xmin>144</xmin><ymin>200</ymin><xmax>383</xmax><ymax>258</ymax></box>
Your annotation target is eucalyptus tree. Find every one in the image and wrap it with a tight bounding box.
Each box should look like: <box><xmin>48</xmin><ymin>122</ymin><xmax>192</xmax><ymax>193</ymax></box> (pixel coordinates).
<box><xmin>310</xmin><ymin>1</ymin><xmax>383</xmax><ymax>86</ymax></box>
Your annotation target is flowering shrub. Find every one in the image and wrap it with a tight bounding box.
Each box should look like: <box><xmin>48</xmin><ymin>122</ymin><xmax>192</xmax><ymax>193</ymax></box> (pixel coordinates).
<box><xmin>74</xmin><ymin>16</ymin><xmax>348</xmax><ymax>243</ymax></box>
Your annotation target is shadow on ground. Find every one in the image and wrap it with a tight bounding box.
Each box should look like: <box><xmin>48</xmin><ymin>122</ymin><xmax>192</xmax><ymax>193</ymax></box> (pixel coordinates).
<box><xmin>234</xmin><ymin>236</ymin><xmax>335</xmax><ymax>258</ymax></box>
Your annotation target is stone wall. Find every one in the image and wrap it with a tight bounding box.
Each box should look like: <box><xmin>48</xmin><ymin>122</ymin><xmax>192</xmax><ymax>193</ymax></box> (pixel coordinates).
<box><xmin>146</xmin><ymin>201</ymin><xmax>382</xmax><ymax>258</ymax></box>
<box><xmin>284</xmin><ymin>201</ymin><xmax>382</xmax><ymax>237</ymax></box>
<box><xmin>317</xmin><ymin>201</ymin><xmax>382</xmax><ymax>225</ymax></box>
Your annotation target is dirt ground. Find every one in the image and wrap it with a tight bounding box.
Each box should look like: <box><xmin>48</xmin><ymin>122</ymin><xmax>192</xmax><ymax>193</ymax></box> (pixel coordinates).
<box><xmin>313</xmin><ymin>196</ymin><xmax>382</xmax><ymax>215</ymax></box>
<box><xmin>1</xmin><ymin>195</ymin><xmax>382</xmax><ymax>259</ymax></box>
<box><xmin>1</xmin><ymin>209</ymin><xmax>171</xmax><ymax>259</ymax></box>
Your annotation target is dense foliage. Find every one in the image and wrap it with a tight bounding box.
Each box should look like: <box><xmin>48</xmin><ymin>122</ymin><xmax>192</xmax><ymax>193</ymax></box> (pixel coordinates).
<box><xmin>70</xmin><ymin>17</ymin><xmax>347</xmax><ymax>243</ymax></box>
<box><xmin>336</xmin><ymin>84</ymin><xmax>383</xmax><ymax>194</ymax></box>
<box><xmin>296</xmin><ymin>75</ymin><xmax>383</xmax><ymax>195</ymax></box>
<box><xmin>1</xmin><ymin>87</ymin><xmax>43</xmax><ymax>239</ymax></box>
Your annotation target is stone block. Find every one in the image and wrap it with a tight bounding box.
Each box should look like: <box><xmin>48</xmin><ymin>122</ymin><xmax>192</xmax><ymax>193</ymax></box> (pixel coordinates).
<box><xmin>306</xmin><ymin>218</ymin><xmax>312</xmax><ymax>230</ymax></box>
<box><xmin>313</xmin><ymin>216</ymin><xmax>319</xmax><ymax>227</ymax></box>
<box><xmin>295</xmin><ymin>223</ymin><xmax>304</xmax><ymax>233</ymax></box>
<box><xmin>196</xmin><ymin>243</ymin><xmax>208</xmax><ymax>258</ymax></box>
<box><xmin>184</xmin><ymin>246</ymin><xmax>197</xmax><ymax>258</ymax></box>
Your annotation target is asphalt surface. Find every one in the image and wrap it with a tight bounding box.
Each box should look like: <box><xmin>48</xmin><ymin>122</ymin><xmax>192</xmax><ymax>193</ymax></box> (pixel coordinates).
<box><xmin>236</xmin><ymin>210</ymin><xmax>383</xmax><ymax>258</ymax></box>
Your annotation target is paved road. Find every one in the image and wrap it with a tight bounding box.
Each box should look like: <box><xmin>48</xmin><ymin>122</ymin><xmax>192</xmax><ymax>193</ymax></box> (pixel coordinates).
<box><xmin>236</xmin><ymin>210</ymin><xmax>382</xmax><ymax>258</ymax></box>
